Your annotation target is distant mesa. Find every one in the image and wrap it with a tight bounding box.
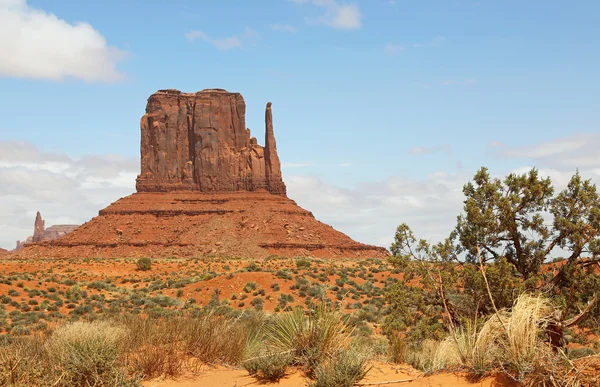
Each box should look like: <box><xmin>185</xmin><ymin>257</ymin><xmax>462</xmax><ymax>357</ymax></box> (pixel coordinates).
<box><xmin>15</xmin><ymin>211</ymin><xmax>79</xmax><ymax>250</ymax></box>
<box><xmin>0</xmin><ymin>248</ymin><xmax>9</xmax><ymax>257</ymax></box>
<box><xmin>16</xmin><ymin>89</ymin><xmax>388</xmax><ymax>259</ymax></box>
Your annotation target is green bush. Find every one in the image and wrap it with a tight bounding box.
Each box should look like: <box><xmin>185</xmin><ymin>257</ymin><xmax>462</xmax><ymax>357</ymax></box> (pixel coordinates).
<box><xmin>296</xmin><ymin>258</ymin><xmax>312</xmax><ymax>269</ymax></box>
<box><xmin>243</xmin><ymin>282</ymin><xmax>258</xmax><ymax>293</ymax></box>
<box><xmin>309</xmin><ymin>348</ymin><xmax>371</xmax><ymax>387</ymax></box>
<box><xmin>244</xmin><ymin>351</ymin><xmax>292</xmax><ymax>382</ymax></box>
<box><xmin>136</xmin><ymin>258</ymin><xmax>152</xmax><ymax>271</ymax></box>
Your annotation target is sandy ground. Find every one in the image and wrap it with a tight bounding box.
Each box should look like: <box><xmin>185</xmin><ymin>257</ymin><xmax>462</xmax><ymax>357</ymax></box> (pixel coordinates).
<box><xmin>142</xmin><ymin>362</ymin><xmax>516</xmax><ymax>387</ymax></box>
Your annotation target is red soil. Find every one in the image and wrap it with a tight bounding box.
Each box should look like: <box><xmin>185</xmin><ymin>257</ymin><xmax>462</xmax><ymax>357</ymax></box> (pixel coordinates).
<box><xmin>142</xmin><ymin>362</ymin><xmax>518</xmax><ymax>387</ymax></box>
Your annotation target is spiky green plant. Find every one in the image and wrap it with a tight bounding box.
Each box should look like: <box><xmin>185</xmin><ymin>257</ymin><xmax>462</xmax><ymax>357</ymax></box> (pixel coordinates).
<box><xmin>265</xmin><ymin>303</ymin><xmax>353</xmax><ymax>374</ymax></box>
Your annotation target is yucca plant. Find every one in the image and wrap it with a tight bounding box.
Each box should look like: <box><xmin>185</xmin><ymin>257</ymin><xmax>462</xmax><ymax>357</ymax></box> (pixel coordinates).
<box><xmin>264</xmin><ymin>302</ymin><xmax>353</xmax><ymax>374</ymax></box>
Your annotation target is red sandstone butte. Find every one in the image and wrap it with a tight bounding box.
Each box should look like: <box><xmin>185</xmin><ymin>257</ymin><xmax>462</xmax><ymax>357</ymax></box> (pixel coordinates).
<box><xmin>17</xmin><ymin>89</ymin><xmax>389</xmax><ymax>259</ymax></box>
<box><xmin>136</xmin><ymin>89</ymin><xmax>286</xmax><ymax>195</ymax></box>
<box><xmin>0</xmin><ymin>248</ymin><xmax>9</xmax><ymax>257</ymax></box>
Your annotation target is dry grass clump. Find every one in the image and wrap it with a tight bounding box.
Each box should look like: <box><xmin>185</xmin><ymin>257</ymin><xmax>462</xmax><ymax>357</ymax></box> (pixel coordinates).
<box><xmin>0</xmin><ymin>321</ymin><xmax>139</xmax><ymax>387</ymax></box>
<box><xmin>122</xmin><ymin>311</ymin><xmax>263</xmax><ymax>378</ymax></box>
<box><xmin>46</xmin><ymin>321</ymin><xmax>133</xmax><ymax>386</ymax></box>
<box><xmin>407</xmin><ymin>293</ymin><xmax>599</xmax><ymax>385</ymax></box>
<box><xmin>0</xmin><ymin>336</ymin><xmax>47</xmax><ymax>386</ymax></box>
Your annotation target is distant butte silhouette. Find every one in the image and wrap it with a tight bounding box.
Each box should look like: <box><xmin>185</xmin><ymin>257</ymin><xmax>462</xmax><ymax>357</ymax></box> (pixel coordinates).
<box><xmin>16</xmin><ymin>89</ymin><xmax>389</xmax><ymax>259</ymax></box>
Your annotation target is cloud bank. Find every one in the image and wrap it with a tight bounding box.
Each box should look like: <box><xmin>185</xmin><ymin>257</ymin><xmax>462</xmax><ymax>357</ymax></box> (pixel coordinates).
<box><xmin>1</xmin><ymin>134</ymin><xmax>598</xmax><ymax>252</ymax></box>
<box><xmin>0</xmin><ymin>141</ymin><xmax>137</xmax><ymax>249</ymax></box>
<box><xmin>0</xmin><ymin>0</ymin><xmax>126</xmax><ymax>82</ymax></box>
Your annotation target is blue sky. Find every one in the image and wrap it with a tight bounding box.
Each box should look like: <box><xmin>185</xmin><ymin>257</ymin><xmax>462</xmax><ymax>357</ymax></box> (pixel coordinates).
<box><xmin>0</xmin><ymin>0</ymin><xmax>599</xmax><ymax>250</ymax></box>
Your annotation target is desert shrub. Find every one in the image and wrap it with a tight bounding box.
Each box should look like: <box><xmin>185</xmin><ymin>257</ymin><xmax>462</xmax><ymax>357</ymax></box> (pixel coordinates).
<box><xmin>243</xmin><ymin>350</ymin><xmax>293</xmax><ymax>382</ymax></box>
<box><xmin>309</xmin><ymin>347</ymin><xmax>371</xmax><ymax>387</ymax></box>
<box><xmin>182</xmin><ymin>312</ymin><xmax>261</xmax><ymax>364</ymax></box>
<box><xmin>0</xmin><ymin>336</ymin><xmax>46</xmax><ymax>386</ymax></box>
<box><xmin>136</xmin><ymin>258</ymin><xmax>152</xmax><ymax>271</ymax></box>
<box><xmin>276</xmin><ymin>269</ymin><xmax>292</xmax><ymax>280</ymax></box>
<box><xmin>296</xmin><ymin>258</ymin><xmax>312</xmax><ymax>269</ymax></box>
<box><xmin>243</xmin><ymin>282</ymin><xmax>257</xmax><ymax>293</ymax></box>
<box><xmin>244</xmin><ymin>262</ymin><xmax>261</xmax><ymax>272</ymax></box>
<box><xmin>45</xmin><ymin>320</ymin><xmax>135</xmax><ymax>386</ymax></box>
<box><xmin>388</xmin><ymin>333</ymin><xmax>405</xmax><ymax>363</ymax></box>
<box><xmin>403</xmin><ymin>339</ymin><xmax>439</xmax><ymax>372</ymax></box>
<box><xmin>128</xmin><ymin>342</ymin><xmax>182</xmax><ymax>379</ymax></box>
<box><xmin>250</xmin><ymin>297</ymin><xmax>264</xmax><ymax>311</ymax></box>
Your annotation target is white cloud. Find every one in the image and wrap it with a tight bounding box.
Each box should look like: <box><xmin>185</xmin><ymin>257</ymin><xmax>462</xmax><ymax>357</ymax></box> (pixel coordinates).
<box><xmin>413</xmin><ymin>35</ymin><xmax>447</xmax><ymax>48</ymax></box>
<box><xmin>271</xmin><ymin>23</ymin><xmax>297</xmax><ymax>33</ymax></box>
<box><xmin>3</xmin><ymin>134</ymin><xmax>597</xmax><ymax>253</ymax></box>
<box><xmin>491</xmin><ymin>133</ymin><xmax>600</xmax><ymax>170</ymax></box>
<box><xmin>291</xmin><ymin>0</ymin><xmax>362</xmax><ymax>30</ymax></box>
<box><xmin>186</xmin><ymin>27</ymin><xmax>259</xmax><ymax>50</ymax></box>
<box><xmin>384</xmin><ymin>43</ymin><xmax>404</xmax><ymax>55</ymax></box>
<box><xmin>0</xmin><ymin>0</ymin><xmax>127</xmax><ymax>82</ymax></box>
<box><xmin>0</xmin><ymin>141</ymin><xmax>136</xmax><ymax>249</ymax></box>
<box><xmin>441</xmin><ymin>78</ymin><xmax>477</xmax><ymax>86</ymax></box>
<box><xmin>284</xmin><ymin>133</ymin><xmax>600</xmax><ymax>249</ymax></box>
<box><xmin>285</xmin><ymin>172</ymin><xmax>466</xmax><ymax>248</ymax></box>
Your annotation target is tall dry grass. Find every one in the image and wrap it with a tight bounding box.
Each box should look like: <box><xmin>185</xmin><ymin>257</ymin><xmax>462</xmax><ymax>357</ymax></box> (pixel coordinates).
<box><xmin>121</xmin><ymin>310</ymin><xmax>264</xmax><ymax>378</ymax></box>
<box><xmin>409</xmin><ymin>293</ymin><xmax>600</xmax><ymax>385</ymax></box>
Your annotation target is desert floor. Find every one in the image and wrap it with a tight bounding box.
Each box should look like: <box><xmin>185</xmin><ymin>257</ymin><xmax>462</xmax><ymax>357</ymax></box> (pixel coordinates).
<box><xmin>142</xmin><ymin>362</ymin><xmax>516</xmax><ymax>387</ymax></box>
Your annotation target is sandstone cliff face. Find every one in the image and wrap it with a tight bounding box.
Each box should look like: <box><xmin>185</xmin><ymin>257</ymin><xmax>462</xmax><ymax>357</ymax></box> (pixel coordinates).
<box><xmin>136</xmin><ymin>89</ymin><xmax>286</xmax><ymax>195</ymax></box>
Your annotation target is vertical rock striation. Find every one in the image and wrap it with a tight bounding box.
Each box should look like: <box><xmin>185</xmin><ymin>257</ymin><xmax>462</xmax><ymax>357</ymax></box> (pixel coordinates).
<box><xmin>136</xmin><ymin>89</ymin><xmax>287</xmax><ymax>195</ymax></box>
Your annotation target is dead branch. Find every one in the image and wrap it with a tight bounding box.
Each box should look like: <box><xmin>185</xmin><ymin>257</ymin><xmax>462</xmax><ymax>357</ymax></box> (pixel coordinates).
<box><xmin>355</xmin><ymin>374</ymin><xmax>424</xmax><ymax>385</ymax></box>
<box><xmin>562</xmin><ymin>293</ymin><xmax>598</xmax><ymax>327</ymax></box>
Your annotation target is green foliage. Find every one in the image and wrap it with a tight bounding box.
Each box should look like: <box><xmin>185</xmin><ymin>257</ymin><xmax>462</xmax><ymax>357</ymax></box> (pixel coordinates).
<box><xmin>296</xmin><ymin>258</ymin><xmax>312</xmax><ymax>269</ymax></box>
<box><xmin>456</xmin><ymin>168</ymin><xmax>600</xmax><ymax>279</ymax></box>
<box><xmin>243</xmin><ymin>282</ymin><xmax>257</xmax><ymax>293</ymax></box>
<box><xmin>136</xmin><ymin>258</ymin><xmax>152</xmax><ymax>271</ymax></box>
